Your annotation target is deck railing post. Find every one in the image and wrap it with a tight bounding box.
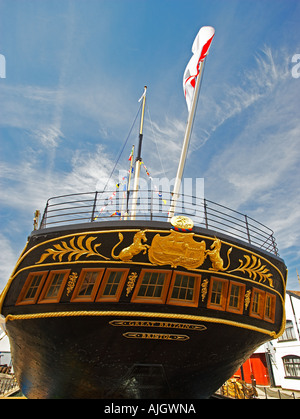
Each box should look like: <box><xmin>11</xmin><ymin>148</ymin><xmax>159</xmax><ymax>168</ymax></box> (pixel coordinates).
<box><xmin>91</xmin><ymin>192</ymin><xmax>98</xmax><ymax>222</ymax></box>
<box><xmin>203</xmin><ymin>199</ymin><xmax>209</xmax><ymax>228</ymax></box>
<box><xmin>271</xmin><ymin>235</ymin><xmax>278</xmax><ymax>256</ymax></box>
<box><xmin>245</xmin><ymin>215</ymin><xmax>251</xmax><ymax>244</ymax></box>
<box><xmin>150</xmin><ymin>189</ymin><xmax>153</xmax><ymax>221</ymax></box>
<box><xmin>39</xmin><ymin>201</ymin><xmax>49</xmax><ymax>229</ymax></box>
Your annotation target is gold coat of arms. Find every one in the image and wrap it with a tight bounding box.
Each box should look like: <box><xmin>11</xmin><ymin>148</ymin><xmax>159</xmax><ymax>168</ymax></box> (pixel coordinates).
<box><xmin>148</xmin><ymin>230</ymin><xmax>206</xmax><ymax>269</ymax></box>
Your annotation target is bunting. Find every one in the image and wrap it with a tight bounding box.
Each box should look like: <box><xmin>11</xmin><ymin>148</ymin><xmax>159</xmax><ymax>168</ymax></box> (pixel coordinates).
<box><xmin>141</xmin><ymin>161</ymin><xmax>167</xmax><ymax>205</ymax></box>
<box><xmin>94</xmin><ymin>157</ymin><xmax>167</xmax><ymax>220</ymax></box>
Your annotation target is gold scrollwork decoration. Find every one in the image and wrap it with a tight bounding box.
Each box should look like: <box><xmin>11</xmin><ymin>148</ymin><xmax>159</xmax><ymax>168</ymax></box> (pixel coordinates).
<box><xmin>244</xmin><ymin>289</ymin><xmax>252</xmax><ymax>310</ymax></box>
<box><xmin>66</xmin><ymin>272</ymin><xmax>78</xmax><ymax>296</ymax></box>
<box><xmin>126</xmin><ymin>272</ymin><xmax>138</xmax><ymax>297</ymax></box>
<box><xmin>229</xmin><ymin>255</ymin><xmax>274</xmax><ymax>288</ymax></box>
<box><xmin>36</xmin><ymin>235</ymin><xmax>109</xmax><ymax>264</ymax></box>
<box><xmin>201</xmin><ymin>279</ymin><xmax>209</xmax><ymax>302</ymax></box>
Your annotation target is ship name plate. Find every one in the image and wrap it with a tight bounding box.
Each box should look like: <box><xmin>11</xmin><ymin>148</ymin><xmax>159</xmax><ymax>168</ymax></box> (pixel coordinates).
<box><xmin>109</xmin><ymin>320</ymin><xmax>207</xmax><ymax>331</ymax></box>
<box><xmin>123</xmin><ymin>332</ymin><xmax>190</xmax><ymax>341</ymax></box>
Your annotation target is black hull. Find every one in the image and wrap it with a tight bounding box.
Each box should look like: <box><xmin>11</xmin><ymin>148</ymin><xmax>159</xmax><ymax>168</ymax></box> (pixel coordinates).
<box><xmin>7</xmin><ymin>314</ymin><xmax>270</xmax><ymax>399</ymax></box>
<box><xmin>1</xmin><ymin>220</ymin><xmax>287</xmax><ymax>399</ymax></box>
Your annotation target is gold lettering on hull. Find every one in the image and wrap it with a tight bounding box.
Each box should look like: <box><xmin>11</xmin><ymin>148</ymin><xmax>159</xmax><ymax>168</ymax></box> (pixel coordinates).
<box><xmin>123</xmin><ymin>332</ymin><xmax>190</xmax><ymax>341</ymax></box>
<box><xmin>109</xmin><ymin>320</ymin><xmax>207</xmax><ymax>331</ymax></box>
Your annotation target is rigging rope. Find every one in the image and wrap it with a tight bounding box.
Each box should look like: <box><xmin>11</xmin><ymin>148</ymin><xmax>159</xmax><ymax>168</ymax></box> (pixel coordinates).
<box><xmin>102</xmin><ymin>102</ymin><xmax>142</xmax><ymax>192</ymax></box>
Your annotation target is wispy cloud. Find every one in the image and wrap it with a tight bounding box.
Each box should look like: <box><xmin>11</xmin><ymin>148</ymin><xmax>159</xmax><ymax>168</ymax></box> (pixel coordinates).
<box><xmin>190</xmin><ymin>46</ymin><xmax>292</xmax><ymax>153</ymax></box>
<box><xmin>0</xmin><ymin>233</ymin><xmax>20</xmax><ymax>290</ymax></box>
<box><xmin>196</xmin><ymin>47</ymin><xmax>300</xmax><ymax>269</ymax></box>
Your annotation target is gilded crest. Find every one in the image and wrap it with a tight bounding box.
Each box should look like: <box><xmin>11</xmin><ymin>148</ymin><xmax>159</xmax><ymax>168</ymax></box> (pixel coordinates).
<box><xmin>148</xmin><ymin>230</ymin><xmax>206</xmax><ymax>269</ymax></box>
<box><xmin>171</xmin><ymin>215</ymin><xmax>194</xmax><ymax>230</ymax></box>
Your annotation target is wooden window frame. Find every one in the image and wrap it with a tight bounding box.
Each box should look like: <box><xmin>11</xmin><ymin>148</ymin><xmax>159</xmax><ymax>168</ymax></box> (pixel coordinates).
<box><xmin>167</xmin><ymin>272</ymin><xmax>201</xmax><ymax>307</ymax></box>
<box><xmin>226</xmin><ymin>281</ymin><xmax>246</xmax><ymax>314</ymax></box>
<box><xmin>278</xmin><ymin>320</ymin><xmax>296</xmax><ymax>342</ymax></box>
<box><xmin>71</xmin><ymin>268</ymin><xmax>105</xmax><ymax>302</ymax></box>
<box><xmin>282</xmin><ymin>355</ymin><xmax>300</xmax><ymax>379</ymax></box>
<box><xmin>38</xmin><ymin>269</ymin><xmax>70</xmax><ymax>304</ymax></box>
<box><xmin>264</xmin><ymin>292</ymin><xmax>276</xmax><ymax>323</ymax></box>
<box><xmin>96</xmin><ymin>268</ymin><xmax>129</xmax><ymax>302</ymax></box>
<box><xmin>131</xmin><ymin>269</ymin><xmax>172</xmax><ymax>305</ymax></box>
<box><xmin>16</xmin><ymin>271</ymin><xmax>49</xmax><ymax>306</ymax></box>
<box><xmin>207</xmin><ymin>277</ymin><xmax>229</xmax><ymax>311</ymax></box>
<box><xmin>249</xmin><ymin>288</ymin><xmax>265</xmax><ymax>320</ymax></box>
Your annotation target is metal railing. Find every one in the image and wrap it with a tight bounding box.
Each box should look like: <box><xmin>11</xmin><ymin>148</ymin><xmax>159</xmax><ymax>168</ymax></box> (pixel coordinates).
<box><xmin>39</xmin><ymin>189</ymin><xmax>279</xmax><ymax>256</ymax></box>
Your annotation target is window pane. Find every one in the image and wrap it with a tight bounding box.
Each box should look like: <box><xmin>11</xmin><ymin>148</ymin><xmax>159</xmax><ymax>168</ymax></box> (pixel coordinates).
<box><xmin>137</xmin><ymin>272</ymin><xmax>166</xmax><ymax>298</ymax></box>
<box><xmin>278</xmin><ymin>320</ymin><xmax>296</xmax><ymax>342</ymax></box>
<box><xmin>170</xmin><ymin>275</ymin><xmax>195</xmax><ymax>302</ymax></box>
<box><xmin>45</xmin><ymin>273</ymin><xmax>64</xmax><ymax>298</ymax></box>
<box><xmin>252</xmin><ymin>291</ymin><xmax>260</xmax><ymax>313</ymax></box>
<box><xmin>24</xmin><ymin>274</ymin><xmax>43</xmax><ymax>300</ymax></box>
<box><xmin>283</xmin><ymin>356</ymin><xmax>300</xmax><ymax>377</ymax></box>
<box><xmin>211</xmin><ymin>281</ymin><xmax>223</xmax><ymax>305</ymax></box>
<box><xmin>228</xmin><ymin>284</ymin><xmax>240</xmax><ymax>308</ymax></box>
<box><xmin>78</xmin><ymin>271</ymin><xmax>99</xmax><ymax>296</ymax></box>
<box><xmin>102</xmin><ymin>271</ymin><xmax>123</xmax><ymax>296</ymax></box>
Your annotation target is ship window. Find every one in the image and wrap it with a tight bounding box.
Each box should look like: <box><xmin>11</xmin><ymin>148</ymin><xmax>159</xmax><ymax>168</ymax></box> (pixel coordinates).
<box><xmin>264</xmin><ymin>293</ymin><xmax>276</xmax><ymax>323</ymax></box>
<box><xmin>16</xmin><ymin>271</ymin><xmax>49</xmax><ymax>305</ymax></box>
<box><xmin>71</xmin><ymin>269</ymin><xmax>104</xmax><ymax>302</ymax></box>
<box><xmin>249</xmin><ymin>288</ymin><xmax>265</xmax><ymax>319</ymax></box>
<box><xmin>96</xmin><ymin>268</ymin><xmax>129</xmax><ymax>302</ymax></box>
<box><xmin>226</xmin><ymin>281</ymin><xmax>245</xmax><ymax>314</ymax></box>
<box><xmin>38</xmin><ymin>270</ymin><xmax>70</xmax><ymax>304</ymax></box>
<box><xmin>131</xmin><ymin>270</ymin><xmax>172</xmax><ymax>304</ymax></box>
<box><xmin>207</xmin><ymin>277</ymin><xmax>229</xmax><ymax>311</ymax></box>
<box><xmin>167</xmin><ymin>272</ymin><xmax>201</xmax><ymax>307</ymax></box>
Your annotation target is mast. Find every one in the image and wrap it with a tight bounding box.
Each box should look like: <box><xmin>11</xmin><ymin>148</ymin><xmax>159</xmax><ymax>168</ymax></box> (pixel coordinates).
<box><xmin>168</xmin><ymin>26</ymin><xmax>215</xmax><ymax>221</ymax></box>
<box><xmin>131</xmin><ymin>86</ymin><xmax>147</xmax><ymax>220</ymax></box>
<box><xmin>123</xmin><ymin>145</ymin><xmax>134</xmax><ymax>220</ymax></box>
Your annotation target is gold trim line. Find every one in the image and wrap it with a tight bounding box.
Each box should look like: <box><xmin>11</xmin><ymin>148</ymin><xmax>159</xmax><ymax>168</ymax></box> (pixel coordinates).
<box><xmin>5</xmin><ymin>310</ymin><xmax>279</xmax><ymax>338</ymax></box>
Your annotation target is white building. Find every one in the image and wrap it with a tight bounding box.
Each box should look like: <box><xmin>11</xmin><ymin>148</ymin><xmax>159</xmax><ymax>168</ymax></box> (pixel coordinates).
<box><xmin>259</xmin><ymin>290</ymin><xmax>300</xmax><ymax>391</ymax></box>
<box><xmin>0</xmin><ymin>333</ymin><xmax>12</xmax><ymax>369</ymax></box>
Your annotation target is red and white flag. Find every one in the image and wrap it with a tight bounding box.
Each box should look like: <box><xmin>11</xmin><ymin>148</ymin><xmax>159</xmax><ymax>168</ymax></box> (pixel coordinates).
<box><xmin>183</xmin><ymin>26</ymin><xmax>215</xmax><ymax>112</ymax></box>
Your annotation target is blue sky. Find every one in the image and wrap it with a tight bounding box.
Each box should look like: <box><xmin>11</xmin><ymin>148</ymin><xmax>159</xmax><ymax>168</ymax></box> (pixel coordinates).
<box><xmin>0</xmin><ymin>0</ymin><xmax>300</xmax><ymax>291</ymax></box>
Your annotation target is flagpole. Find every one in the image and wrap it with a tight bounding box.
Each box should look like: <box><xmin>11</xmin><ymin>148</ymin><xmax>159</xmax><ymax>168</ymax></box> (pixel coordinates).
<box><xmin>131</xmin><ymin>86</ymin><xmax>147</xmax><ymax>220</ymax></box>
<box><xmin>168</xmin><ymin>60</ymin><xmax>205</xmax><ymax>221</ymax></box>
